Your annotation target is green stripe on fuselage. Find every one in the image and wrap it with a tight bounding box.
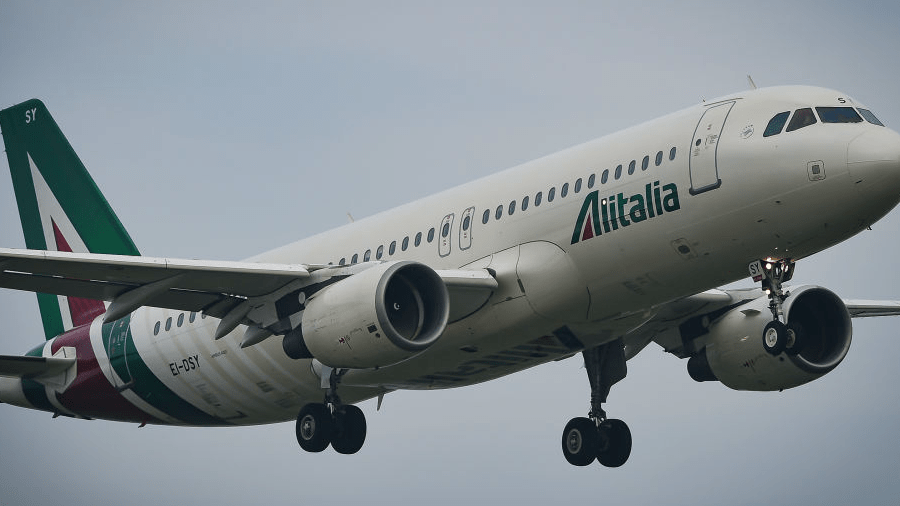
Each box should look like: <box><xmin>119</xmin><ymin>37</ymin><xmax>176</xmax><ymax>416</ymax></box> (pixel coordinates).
<box><xmin>101</xmin><ymin>316</ymin><xmax>226</xmax><ymax>426</ymax></box>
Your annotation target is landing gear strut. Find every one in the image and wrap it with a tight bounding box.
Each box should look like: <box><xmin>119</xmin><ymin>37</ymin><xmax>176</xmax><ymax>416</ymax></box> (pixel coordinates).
<box><xmin>749</xmin><ymin>258</ymin><xmax>802</xmax><ymax>355</ymax></box>
<box><xmin>295</xmin><ymin>367</ymin><xmax>367</xmax><ymax>455</ymax></box>
<box><xmin>561</xmin><ymin>339</ymin><xmax>632</xmax><ymax>467</ymax></box>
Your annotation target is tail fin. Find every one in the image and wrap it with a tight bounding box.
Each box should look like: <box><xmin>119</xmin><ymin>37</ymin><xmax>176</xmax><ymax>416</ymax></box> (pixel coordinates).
<box><xmin>0</xmin><ymin>99</ymin><xmax>140</xmax><ymax>339</ymax></box>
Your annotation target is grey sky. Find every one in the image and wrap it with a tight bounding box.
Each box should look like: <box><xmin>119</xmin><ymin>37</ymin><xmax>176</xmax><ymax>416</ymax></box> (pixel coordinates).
<box><xmin>2</xmin><ymin>1</ymin><xmax>899</xmax><ymax>505</ymax></box>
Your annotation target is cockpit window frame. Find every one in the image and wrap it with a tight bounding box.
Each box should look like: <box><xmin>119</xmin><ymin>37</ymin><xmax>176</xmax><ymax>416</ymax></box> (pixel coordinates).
<box><xmin>785</xmin><ymin>107</ymin><xmax>817</xmax><ymax>133</ymax></box>
<box><xmin>816</xmin><ymin>107</ymin><xmax>863</xmax><ymax>124</ymax></box>
<box><xmin>763</xmin><ymin>111</ymin><xmax>790</xmax><ymax>137</ymax></box>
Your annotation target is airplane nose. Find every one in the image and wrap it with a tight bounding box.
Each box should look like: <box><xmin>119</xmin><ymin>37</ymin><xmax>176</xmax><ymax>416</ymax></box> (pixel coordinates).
<box><xmin>847</xmin><ymin>128</ymin><xmax>900</xmax><ymax>206</ymax></box>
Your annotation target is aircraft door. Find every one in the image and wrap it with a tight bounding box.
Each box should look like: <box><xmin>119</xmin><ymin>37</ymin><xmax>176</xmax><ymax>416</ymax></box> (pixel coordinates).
<box><xmin>689</xmin><ymin>101</ymin><xmax>734</xmax><ymax>195</ymax></box>
<box><xmin>439</xmin><ymin>213</ymin><xmax>454</xmax><ymax>257</ymax></box>
<box><xmin>459</xmin><ymin>207</ymin><xmax>475</xmax><ymax>250</ymax></box>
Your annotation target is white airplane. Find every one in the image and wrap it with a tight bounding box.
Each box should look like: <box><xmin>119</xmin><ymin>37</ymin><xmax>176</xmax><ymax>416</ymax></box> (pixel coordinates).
<box><xmin>1</xmin><ymin>86</ymin><xmax>899</xmax><ymax>467</ymax></box>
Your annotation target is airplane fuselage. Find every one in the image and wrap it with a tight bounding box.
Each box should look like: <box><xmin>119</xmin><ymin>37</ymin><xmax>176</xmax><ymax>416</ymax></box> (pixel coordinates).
<box><xmin>3</xmin><ymin>86</ymin><xmax>900</xmax><ymax>428</ymax></box>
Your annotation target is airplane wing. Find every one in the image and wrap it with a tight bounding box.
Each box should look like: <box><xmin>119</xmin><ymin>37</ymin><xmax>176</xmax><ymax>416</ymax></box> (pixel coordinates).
<box><xmin>843</xmin><ymin>300</ymin><xmax>900</xmax><ymax>317</ymax></box>
<box><xmin>0</xmin><ymin>247</ymin><xmax>496</xmax><ymax>334</ymax></box>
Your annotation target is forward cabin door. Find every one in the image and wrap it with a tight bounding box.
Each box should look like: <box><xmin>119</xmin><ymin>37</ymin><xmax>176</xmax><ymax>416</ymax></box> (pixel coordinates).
<box><xmin>689</xmin><ymin>101</ymin><xmax>734</xmax><ymax>195</ymax></box>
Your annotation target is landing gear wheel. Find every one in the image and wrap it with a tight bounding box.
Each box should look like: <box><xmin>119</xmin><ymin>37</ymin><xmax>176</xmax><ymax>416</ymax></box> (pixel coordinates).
<box><xmin>562</xmin><ymin>417</ymin><xmax>599</xmax><ymax>466</ymax></box>
<box><xmin>296</xmin><ymin>403</ymin><xmax>333</xmax><ymax>453</ymax></box>
<box><xmin>331</xmin><ymin>405</ymin><xmax>367</xmax><ymax>455</ymax></box>
<box><xmin>596</xmin><ymin>419</ymin><xmax>632</xmax><ymax>468</ymax></box>
<box><xmin>785</xmin><ymin>323</ymin><xmax>805</xmax><ymax>356</ymax></box>
<box><xmin>762</xmin><ymin>320</ymin><xmax>788</xmax><ymax>355</ymax></box>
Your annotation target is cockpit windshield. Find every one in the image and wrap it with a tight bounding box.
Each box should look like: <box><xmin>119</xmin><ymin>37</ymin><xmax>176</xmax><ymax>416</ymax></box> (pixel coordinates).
<box><xmin>786</xmin><ymin>108</ymin><xmax>817</xmax><ymax>132</ymax></box>
<box><xmin>816</xmin><ymin>107</ymin><xmax>862</xmax><ymax>123</ymax></box>
<box><xmin>858</xmin><ymin>108</ymin><xmax>885</xmax><ymax>126</ymax></box>
<box><xmin>764</xmin><ymin>105</ymin><xmax>886</xmax><ymax>138</ymax></box>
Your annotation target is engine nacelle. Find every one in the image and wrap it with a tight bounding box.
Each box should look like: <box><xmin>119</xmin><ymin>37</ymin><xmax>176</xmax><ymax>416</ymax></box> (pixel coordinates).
<box><xmin>284</xmin><ymin>261</ymin><xmax>450</xmax><ymax>369</ymax></box>
<box><xmin>687</xmin><ymin>285</ymin><xmax>852</xmax><ymax>391</ymax></box>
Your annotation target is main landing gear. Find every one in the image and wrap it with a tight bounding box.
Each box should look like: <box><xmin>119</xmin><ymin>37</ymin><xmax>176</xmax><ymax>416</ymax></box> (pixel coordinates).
<box><xmin>749</xmin><ymin>258</ymin><xmax>803</xmax><ymax>356</ymax></box>
<box><xmin>561</xmin><ymin>340</ymin><xmax>632</xmax><ymax>467</ymax></box>
<box><xmin>295</xmin><ymin>368</ymin><xmax>367</xmax><ymax>455</ymax></box>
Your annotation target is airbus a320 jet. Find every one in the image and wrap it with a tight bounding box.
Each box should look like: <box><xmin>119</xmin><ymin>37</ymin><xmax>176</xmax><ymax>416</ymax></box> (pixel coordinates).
<box><xmin>1</xmin><ymin>85</ymin><xmax>899</xmax><ymax>467</ymax></box>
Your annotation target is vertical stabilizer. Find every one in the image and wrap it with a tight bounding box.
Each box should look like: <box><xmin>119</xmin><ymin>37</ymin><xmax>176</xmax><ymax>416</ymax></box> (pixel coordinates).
<box><xmin>0</xmin><ymin>99</ymin><xmax>140</xmax><ymax>339</ymax></box>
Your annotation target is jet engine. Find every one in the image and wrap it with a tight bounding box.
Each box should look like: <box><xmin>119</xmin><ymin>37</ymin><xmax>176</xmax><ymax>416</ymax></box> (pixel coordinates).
<box><xmin>687</xmin><ymin>285</ymin><xmax>851</xmax><ymax>391</ymax></box>
<box><xmin>282</xmin><ymin>261</ymin><xmax>450</xmax><ymax>369</ymax></box>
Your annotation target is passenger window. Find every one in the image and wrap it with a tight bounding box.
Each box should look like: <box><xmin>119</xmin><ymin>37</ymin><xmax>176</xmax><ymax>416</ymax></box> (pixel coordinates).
<box><xmin>535</xmin><ymin>191</ymin><xmax>543</xmax><ymax>206</ymax></box>
<box><xmin>402</xmin><ymin>237</ymin><xmax>409</xmax><ymax>251</ymax></box>
<box><xmin>561</xmin><ymin>183</ymin><xmax>569</xmax><ymax>198</ymax></box>
<box><xmin>641</xmin><ymin>156</ymin><xmax>649</xmax><ymax>171</ymax></box>
<box><xmin>655</xmin><ymin>151</ymin><xmax>663</xmax><ymax>166</ymax></box>
<box><xmin>415</xmin><ymin>232</ymin><xmax>422</xmax><ymax>247</ymax></box>
<box><xmin>165</xmin><ymin>317</ymin><xmax>172</xmax><ymax>331</ymax></box>
<box><xmin>548</xmin><ymin>187</ymin><xmax>556</xmax><ymax>202</ymax></box>
<box><xmin>816</xmin><ymin>107</ymin><xmax>862</xmax><ymax>124</ymax></box>
<box><xmin>858</xmin><ymin>108</ymin><xmax>885</xmax><ymax>126</ymax></box>
<box><xmin>177</xmin><ymin>313</ymin><xmax>184</xmax><ymax>327</ymax></box>
<box><xmin>364</xmin><ymin>250</ymin><xmax>371</xmax><ymax>262</ymax></box>
<box><xmin>339</xmin><ymin>257</ymin><xmax>346</xmax><ymax>265</ymax></box>
<box><xmin>508</xmin><ymin>200</ymin><xmax>516</xmax><ymax>215</ymax></box>
<box><xmin>588</xmin><ymin>174</ymin><xmax>595</xmax><ymax>188</ymax></box>
<box><xmin>669</xmin><ymin>146</ymin><xmax>676</xmax><ymax>160</ymax></box>
<box><xmin>154</xmin><ymin>321</ymin><xmax>161</xmax><ymax>336</ymax></box>
<box><xmin>352</xmin><ymin>253</ymin><xmax>359</xmax><ymax>264</ymax></box>
<box><xmin>522</xmin><ymin>195</ymin><xmax>529</xmax><ymax>210</ymax></box>
<box><xmin>614</xmin><ymin>165</ymin><xmax>622</xmax><ymax>180</ymax></box>
<box><xmin>389</xmin><ymin>241</ymin><xmax>396</xmax><ymax>255</ymax></box>
<box><xmin>427</xmin><ymin>228</ymin><xmax>435</xmax><ymax>243</ymax></box>
<box><xmin>628</xmin><ymin>160</ymin><xmax>636</xmax><ymax>175</ymax></box>
<box><xmin>764</xmin><ymin>111</ymin><xmax>790</xmax><ymax>137</ymax></box>
<box><xmin>189</xmin><ymin>312</ymin><xmax>196</xmax><ymax>323</ymax></box>
<box><xmin>786</xmin><ymin>108</ymin><xmax>817</xmax><ymax>132</ymax></box>
<box><xmin>574</xmin><ymin>178</ymin><xmax>582</xmax><ymax>193</ymax></box>
<box><xmin>601</xmin><ymin>169</ymin><xmax>609</xmax><ymax>184</ymax></box>
<box><xmin>495</xmin><ymin>205</ymin><xmax>503</xmax><ymax>220</ymax></box>
<box><xmin>482</xmin><ymin>209</ymin><xmax>490</xmax><ymax>224</ymax></box>
<box><xmin>376</xmin><ymin>245</ymin><xmax>384</xmax><ymax>260</ymax></box>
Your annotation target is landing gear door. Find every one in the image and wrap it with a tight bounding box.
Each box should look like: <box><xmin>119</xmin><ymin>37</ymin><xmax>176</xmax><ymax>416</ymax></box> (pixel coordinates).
<box><xmin>459</xmin><ymin>207</ymin><xmax>475</xmax><ymax>251</ymax></box>
<box><xmin>439</xmin><ymin>213</ymin><xmax>454</xmax><ymax>257</ymax></box>
<box><xmin>689</xmin><ymin>101</ymin><xmax>734</xmax><ymax>195</ymax></box>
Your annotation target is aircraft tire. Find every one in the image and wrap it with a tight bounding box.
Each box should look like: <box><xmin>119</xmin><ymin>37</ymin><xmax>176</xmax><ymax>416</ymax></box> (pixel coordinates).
<box><xmin>562</xmin><ymin>417</ymin><xmax>599</xmax><ymax>466</ymax></box>
<box><xmin>762</xmin><ymin>321</ymin><xmax>788</xmax><ymax>355</ymax></box>
<box><xmin>296</xmin><ymin>403</ymin><xmax>333</xmax><ymax>453</ymax></box>
<box><xmin>596</xmin><ymin>419</ymin><xmax>631</xmax><ymax>468</ymax></box>
<box><xmin>331</xmin><ymin>405</ymin><xmax>367</xmax><ymax>455</ymax></box>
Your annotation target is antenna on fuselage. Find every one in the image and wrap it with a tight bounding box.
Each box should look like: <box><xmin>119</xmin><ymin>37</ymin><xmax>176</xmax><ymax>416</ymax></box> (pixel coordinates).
<box><xmin>347</xmin><ymin>212</ymin><xmax>355</xmax><ymax>223</ymax></box>
<box><xmin>747</xmin><ymin>75</ymin><xmax>758</xmax><ymax>90</ymax></box>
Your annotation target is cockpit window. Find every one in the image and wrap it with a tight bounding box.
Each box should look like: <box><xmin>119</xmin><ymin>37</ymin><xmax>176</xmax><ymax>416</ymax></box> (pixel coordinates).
<box><xmin>785</xmin><ymin>108</ymin><xmax>817</xmax><ymax>132</ymax></box>
<box><xmin>858</xmin><ymin>108</ymin><xmax>885</xmax><ymax>127</ymax></box>
<box><xmin>816</xmin><ymin>107</ymin><xmax>862</xmax><ymax>124</ymax></box>
<box><xmin>763</xmin><ymin>111</ymin><xmax>790</xmax><ymax>137</ymax></box>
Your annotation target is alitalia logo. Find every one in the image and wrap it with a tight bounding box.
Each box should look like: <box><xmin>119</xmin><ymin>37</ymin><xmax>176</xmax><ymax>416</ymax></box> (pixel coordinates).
<box><xmin>571</xmin><ymin>181</ymin><xmax>681</xmax><ymax>244</ymax></box>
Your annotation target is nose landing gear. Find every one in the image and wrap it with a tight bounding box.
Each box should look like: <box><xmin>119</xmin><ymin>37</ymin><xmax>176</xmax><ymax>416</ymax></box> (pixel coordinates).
<box><xmin>749</xmin><ymin>258</ymin><xmax>801</xmax><ymax>355</ymax></box>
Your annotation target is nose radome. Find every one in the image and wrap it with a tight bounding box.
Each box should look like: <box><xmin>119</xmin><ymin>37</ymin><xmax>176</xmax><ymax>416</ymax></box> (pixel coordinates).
<box><xmin>847</xmin><ymin>128</ymin><xmax>900</xmax><ymax>213</ymax></box>
<box><xmin>848</xmin><ymin>128</ymin><xmax>900</xmax><ymax>165</ymax></box>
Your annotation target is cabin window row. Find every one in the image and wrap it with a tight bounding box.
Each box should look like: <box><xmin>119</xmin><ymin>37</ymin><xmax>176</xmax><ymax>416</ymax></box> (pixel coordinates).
<box><xmin>153</xmin><ymin>311</ymin><xmax>206</xmax><ymax>336</ymax></box>
<box><xmin>336</xmin><ymin>226</ymin><xmax>437</xmax><ymax>266</ymax></box>
<box><xmin>481</xmin><ymin>146</ymin><xmax>678</xmax><ymax>225</ymax></box>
